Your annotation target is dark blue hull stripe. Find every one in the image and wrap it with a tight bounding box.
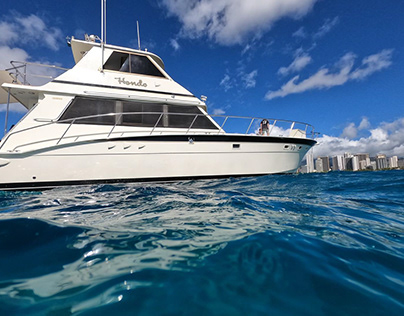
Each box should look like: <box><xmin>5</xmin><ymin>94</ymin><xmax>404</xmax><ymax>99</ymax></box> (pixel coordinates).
<box><xmin>0</xmin><ymin>173</ymin><xmax>284</xmax><ymax>191</ymax></box>
<box><xmin>107</xmin><ymin>134</ymin><xmax>317</xmax><ymax>146</ymax></box>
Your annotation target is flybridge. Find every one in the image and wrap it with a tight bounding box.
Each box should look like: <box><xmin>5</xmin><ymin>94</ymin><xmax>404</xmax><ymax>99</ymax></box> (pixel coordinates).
<box><xmin>68</xmin><ymin>36</ymin><xmax>165</xmax><ymax>70</ymax></box>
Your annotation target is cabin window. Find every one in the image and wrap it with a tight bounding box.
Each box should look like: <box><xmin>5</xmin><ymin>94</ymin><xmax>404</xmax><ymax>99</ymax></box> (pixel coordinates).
<box><xmin>104</xmin><ymin>52</ymin><xmax>165</xmax><ymax>77</ymax></box>
<box><xmin>58</xmin><ymin>97</ymin><xmax>218</xmax><ymax>130</ymax></box>
<box><xmin>58</xmin><ymin>98</ymin><xmax>115</xmax><ymax>125</ymax></box>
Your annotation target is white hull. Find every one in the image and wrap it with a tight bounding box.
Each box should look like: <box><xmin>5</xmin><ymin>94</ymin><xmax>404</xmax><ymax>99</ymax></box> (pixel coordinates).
<box><xmin>1</xmin><ymin>36</ymin><xmax>317</xmax><ymax>190</ymax></box>
<box><xmin>0</xmin><ymin>135</ymin><xmax>314</xmax><ymax>190</ymax></box>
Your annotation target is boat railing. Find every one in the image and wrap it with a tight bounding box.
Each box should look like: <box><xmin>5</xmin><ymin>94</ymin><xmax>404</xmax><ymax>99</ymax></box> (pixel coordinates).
<box><xmin>5</xmin><ymin>61</ymin><xmax>69</xmax><ymax>85</ymax></box>
<box><xmin>211</xmin><ymin>114</ymin><xmax>315</xmax><ymax>137</ymax></box>
<box><xmin>1</xmin><ymin>111</ymin><xmax>316</xmax><ymax>152</ymax></box>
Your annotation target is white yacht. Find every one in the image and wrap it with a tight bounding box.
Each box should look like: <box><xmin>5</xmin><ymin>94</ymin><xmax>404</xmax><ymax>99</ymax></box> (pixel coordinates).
<box><xmin>0</xmin><ymin>36</ymin><xmax>316</xmax><ymax>190</ymax></box>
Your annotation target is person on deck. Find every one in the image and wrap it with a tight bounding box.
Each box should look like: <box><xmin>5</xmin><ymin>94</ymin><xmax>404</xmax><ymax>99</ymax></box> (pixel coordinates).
<box><xmin>259</xmin><ymin>119</ymin><xmax>270</xmax><ymax>135</ymax></box>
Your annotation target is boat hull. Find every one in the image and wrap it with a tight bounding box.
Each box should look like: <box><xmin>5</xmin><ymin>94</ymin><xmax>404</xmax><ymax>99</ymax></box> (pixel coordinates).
<box><xmin>0</xmin><ymin>135</ymin><xmax>315</xmax><ymax>190</ymax></box>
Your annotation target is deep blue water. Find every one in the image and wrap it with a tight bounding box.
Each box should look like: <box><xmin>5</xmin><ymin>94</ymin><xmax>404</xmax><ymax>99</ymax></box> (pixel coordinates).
<box><xmin>0</xmin><ymin>171</ymin><xmax>403</xmax><ymax>315</ymax></box>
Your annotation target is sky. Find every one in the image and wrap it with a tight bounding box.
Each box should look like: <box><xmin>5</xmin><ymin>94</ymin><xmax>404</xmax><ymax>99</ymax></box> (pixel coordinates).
<box><xmin>1</xmin><ymin>0</ymin><xmax>404</xmax><ymax>158</ymax></box>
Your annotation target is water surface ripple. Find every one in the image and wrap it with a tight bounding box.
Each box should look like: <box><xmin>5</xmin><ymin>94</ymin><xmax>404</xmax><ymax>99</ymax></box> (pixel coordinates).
<box><xmin>0</xmin><ymin>171</ymin><xmax>403</xmax><ymax>315</ymax></box>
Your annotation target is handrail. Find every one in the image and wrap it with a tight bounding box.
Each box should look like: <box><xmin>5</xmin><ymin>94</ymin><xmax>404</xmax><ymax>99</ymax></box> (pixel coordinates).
<box><xmin>245</xmin><ymin>118</ymin><xmax>255</xmax><ymax>134</ymax></box>
<box><xmin>5</xmin><ymin>61</ymin><xmax>69</xmax><ymax>85</ymax></box>
<box><xmin>150</xmin><ymin>113</ymin><xmax>164</xmax><ymax>135</ymax></box>
<box><xmin>269</xmin><ymin>120</ymin><xmax>277</xmax><ymax>135</ymax></box>
<box><xmin>1</xmin><ymin>111</ymin><xmax>316</xmax><ymax>152</ymax></box>
<box><xmin>107</xmin><ymin>113</ymin><xmax>123</xmax><ymax>138</ymax></box>
<box><xmin>218</xmin><ymin>116</ymin><xmax>228</xmax><ymax>135</ymax></box>
<box><xmin>56</xmin><ymin>119</ymin><xmax>75</xmax><ymax>145</ymax></box>
<box><xmin>186</xmin><ymin>114</ymin><xmax>199</xmax><ymax>134</ymax></box>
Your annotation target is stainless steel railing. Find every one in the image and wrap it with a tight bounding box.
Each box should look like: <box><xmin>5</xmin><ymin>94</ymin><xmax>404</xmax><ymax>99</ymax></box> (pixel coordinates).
<box><xmin>5</xmin><ymin>61</ymin><xmax>69</xmax><ymax>85</ymax></box>
<box><xmin>1</xmin><ymin>111</ymin><xmax>316</xmax><ymax>152</ymax></box>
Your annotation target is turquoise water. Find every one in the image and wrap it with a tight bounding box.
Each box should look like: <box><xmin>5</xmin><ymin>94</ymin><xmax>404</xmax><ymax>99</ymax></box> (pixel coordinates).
<box><xmin>0</xmin><ymin>171</ymin><xmax>403</xmax><ymax>315</ymax></box>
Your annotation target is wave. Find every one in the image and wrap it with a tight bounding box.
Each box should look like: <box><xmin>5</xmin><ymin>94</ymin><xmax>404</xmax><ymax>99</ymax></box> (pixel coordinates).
<box><xmin>0</xmin><ymin>171</ymin><xmax>403</xmax><ymax>315</ymax></box>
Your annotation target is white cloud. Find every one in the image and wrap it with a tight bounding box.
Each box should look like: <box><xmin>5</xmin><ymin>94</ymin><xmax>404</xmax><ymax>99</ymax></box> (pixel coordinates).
<box><xmin>241</xmin><ymin>43</ymin><xmax>252</xmax><ymax>56</ymax></box>
<box><xmin>341</xmin><ymin>122</ymin><xmax>357</xmax><ymax>139</ymax></box>
<box><xmin>0</xmin><ymin>46</ymin><xmax>29</xmax><ymax>69</ymax></box>
<box><xmin>0</xmin><ymin>13</ymin><xmax>65</xmax><ymax>110</ymax></box>
<box><xmin>161</xmin><ymin>0</ymin><xmax>318</xmax><ymax>45</ymax></box>
<box><xmin>220</xmin><ymin>68</ymin><xmax>258</xmax><ymax>91</ymax></box>
<box><xmin>278</xmin><ymin>52</ymin><xmax>312</xmax><ymax>76</ymax></box>
<box><xmin>340</xmin><ymin>118</ymin><xmax>371</xmax><ymax>139</ymax></box>
<box><xmin>358</xmin><ymin>117</ymin><xmax>370</xmax><ymax>130</ymax></box>
<box><xmin>266</xmin><ymin>49</ymin><xmax>393</xmax><ymax>100</ymax></box>
<box><xmin>16</xmin><ymin>15</ymin><xmax>62</xmax><ymax>51</ymax></box>
<box><xmin>220</xmin><ymin>74</ymin><xmax>233</xmax><ymax>91</ymax></box>
<box><xmin>313</xmin><ymin>17</ymin><xmax>339</xmax><ymax>39</ymax></box>
<box><xmin>293</xmin><ymin>26</ymin><xmax>306</xmax><ymax>38</ymax></box>
<box><xmin>0</xmin><ymin>13</ymin><xmax>65</xmax><ymax>78</ymax></box>
<box><xmin>170</xmin><ymin>38</ymin><xmax>180</xmax><ymax>51</ymax></box>
<box><xmin>313</xmin><ymin>117</ymin><xmax>404</xmax><ymax>158</ymax></box>
<box><xmin>242</xmin><ymin>70</ymin><xmax>258</xmax><ymax>88</ymax></box>
<box><xmin>350</xmin><ymin>49</ymin><xmax>393</xmax><ymax>80</ymax></box>
<box><xmin>0</xmin><ymin>22</ymin><xmax>18</xmax><ymax>44</ymax></box>
<box><xmin>212</xmin><ymin>108</ymin><xmax>226</xmax><ymax>115</ymax></box>
<box><xmin>0</xmin><ymin>14</ymin><xmax>63</xmax><ymax>51</ymax></box>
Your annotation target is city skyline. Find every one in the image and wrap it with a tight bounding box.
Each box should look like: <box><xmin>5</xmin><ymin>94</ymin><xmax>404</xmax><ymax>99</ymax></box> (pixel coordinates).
<box><xmin>1</xmin><ymin>0</ymin><xmax>404</xmax><ymax>158</ymax></box>
<box><xmin>304</xmin><ymin>151</ymin><xmax>403</xmax><ymax>173</ymax></box>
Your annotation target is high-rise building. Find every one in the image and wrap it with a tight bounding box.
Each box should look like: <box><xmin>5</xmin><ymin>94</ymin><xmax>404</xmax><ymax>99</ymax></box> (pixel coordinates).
<box><xmin>389</xmin><ymin>156</ymin><xmax>398</xmax><ymax>168</ymax></box>
<box><xmin>359</xmin><ymin>160</ymin><xmax>368</xmax><ymax>170</ymax></box>
<box><xmin>316</xmin><ymin>156</ymin><xmax>330</xmax><ymax>172</ymax></box>
<box><xmin>352</xmin><ymin>156</ymin><xmax>359</xmax><ymax>171</ymax></box>
<box><xmin>337</xmin><ymin>155</ymin><xmax>345</xmax><ymax>171</ymax></box>
<box><xmin>344</xmin><ymin>153</ymin><xmax>354</xmax><ymax>171</ymax></box>
<box><xmin>376</xmin><ymin>154</ymin><xmax>388</xmax><ymax>170</ymax></box>
<box><xmin>370</xmin><ymin>161</ymin><xmax>377</xmax><ymax>170</ymax></box>
<box><xmin>355</xmin><ymin>153</ymin><xmax>370</xmax><ymax>170</ymax></box>
<box><xmin>332</xmin><ymin>156</ymin><xmax>339</xmax><ymax>171</ymax></box>
<box><xmin>331</xmin><ymin>155</ymin><xmax>345</xmax><ymax>171</ymax></box>
<box><xmin>356</xmin><ymin>153</ymin><xmax>370</xmax><ymax>162</ymax></box>
<box><xmin>306</xmin><ymin>149</ymin><xmax>315</xmax><ymax>173</ymax></box>
<box><xmin>315</xmin><ymin>157</ymin><xmax>323</xmax><ymax>172</ymax></box>
<box><xmin>323</xmin><ymin>156</ymin><xmax>330</xmax><ymax>171</ymax></box>
<box><xmin>345</xmin><ymin>157</ymin><xmax>353</xmax><ymax>171</ymax></box>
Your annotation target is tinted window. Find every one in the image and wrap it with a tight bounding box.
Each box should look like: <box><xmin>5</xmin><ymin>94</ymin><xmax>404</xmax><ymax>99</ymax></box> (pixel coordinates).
<box><xmin>103</xmin><ymin>52</ymin><xmax>129</xmax><ymax>72</ymax></box>
<box><xmin>59</xmin><ymin>97</ymin><xmax>218</xmax><ymax>130</ymax></box>
<box><xmin>59</xmin><ymin>98</ymin><xmax>115</xmax><ymax>125</ymax></box>
<box><xmin>122</xmin><ymin>102</ymin><xmax>163</xmax><ymax>127</ymax></box>
<box><xmin>130</xmin><ymin>55</ymin><xmax>164</xmax><ymax>77</ymax></box>
<box><xmin>104</xmin><ymin>52</ymin><xmax>165</xmax><ymax>77</ymax></box>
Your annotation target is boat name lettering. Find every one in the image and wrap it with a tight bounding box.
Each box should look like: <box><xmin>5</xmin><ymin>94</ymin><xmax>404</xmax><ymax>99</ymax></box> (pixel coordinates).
<box><xmin>115</xmin><ymin>77</ymin><xmax>147</xmax><ymax>87</ymax></box>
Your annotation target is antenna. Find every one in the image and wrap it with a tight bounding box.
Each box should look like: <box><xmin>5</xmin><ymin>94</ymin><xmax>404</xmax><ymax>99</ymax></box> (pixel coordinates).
<box><xmin>101</xmin><ymin>0</ymin><xmax>107</xmax><ymax>72</ymax></box>
<box><xmin>104</xmin><ymin>0</ymin><xmax>107</xmax><ymax>43</ymax></box>
<box><xmin>101</xmin><ymin>0</ymin><xmax>107</xmax><ymax>43</ymax></box>
<box><xmin>137</xmin><ymin>21</ymin><xmax>141</xmax><ymax>50</ymax></box>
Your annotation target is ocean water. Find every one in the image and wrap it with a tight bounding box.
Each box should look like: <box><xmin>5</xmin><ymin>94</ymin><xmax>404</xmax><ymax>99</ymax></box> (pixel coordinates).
<box><xmin>0</xmin><ymin>171</ymin><xmax>403</xmax><ymax>316</ymax></box>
